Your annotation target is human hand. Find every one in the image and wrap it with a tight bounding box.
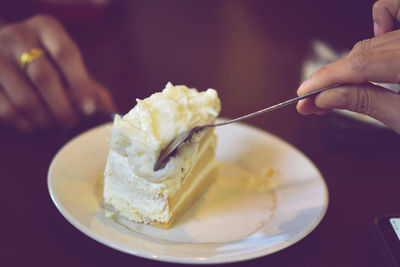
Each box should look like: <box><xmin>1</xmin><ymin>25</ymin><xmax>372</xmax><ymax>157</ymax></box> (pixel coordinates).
<box><xmin>373</xmin><ymin>0</ymin><xmax>400</xmax><ymax>36</ymax></box>
<box><xmin>296</xmin><ymin>30</ymin><xmax>400</xmax><ymax>134</ymax></box>
<box><xmin>0</xmin><ymin>14</ymin><xmax>116</xmax><ymax>132</ymax></box>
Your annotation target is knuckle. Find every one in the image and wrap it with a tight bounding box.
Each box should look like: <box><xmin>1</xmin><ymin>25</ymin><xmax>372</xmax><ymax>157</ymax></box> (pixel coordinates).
<box><xmin>373</xmin><ymin>1</ymin><xmax>384</xmax><ymax>12</ymax></box>
<box><xmin>0</xmin><ymin>103</ymin><xmax>14</xmax><ymax>119</ymax></box>
<box><xmin>0</xmin><ymin>23</ymin><xmax>22</xmax><ymax>36</ymax></box>
<box><xmin>352</xmin><ymin>39</ymin><xmax>372</xmax><ymax>52</ymax></box>
<box><xmin>14</xmin><ymin>96</ymin><xmax>37</xmax><ymax>115</ymax></box>
<box><xmin>28</xmin><ymin>14</ymin><xmax>59</xmax><ymax>27</ymax></box>
<box><xmin>350</xmin><ymin>85</ymin><xmax>377</xmax><ymax>116</ymax></box>
<box><xmin>52</xmin><ymin>43</ymin><xmax>77</xmax><ymax>64</ymax></box>
<box><xmin>349</xmin><ymin>39</ymin><xmax>372</xmax><ymax>75</ymax></box>
<box><xmin>0</xmin><ymin>23</ymin><xmax>26</xmax><ymax>48</ymax></box>
<box><xmin>29</xmin><ymin>65</ymin><xmax>51</xmax><ymax>89</ymax></box>
<box><xmin>314</xmin><ymin>64</ymin><xmax>330</xmax><ymax>78</ymax></box>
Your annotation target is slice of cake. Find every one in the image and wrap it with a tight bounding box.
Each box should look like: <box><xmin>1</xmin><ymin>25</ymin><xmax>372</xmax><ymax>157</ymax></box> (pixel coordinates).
<box><xmin>103</xmin><ymin>82</ymin><xmax>221</xmax><ymax>228</ymax></box>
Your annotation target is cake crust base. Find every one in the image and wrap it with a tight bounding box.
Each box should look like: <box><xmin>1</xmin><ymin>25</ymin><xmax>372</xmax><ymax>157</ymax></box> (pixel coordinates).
<box><xmin>152</xmin><ymin>166</ymin><xmax>218</xmax><ymax>229</ymax></box>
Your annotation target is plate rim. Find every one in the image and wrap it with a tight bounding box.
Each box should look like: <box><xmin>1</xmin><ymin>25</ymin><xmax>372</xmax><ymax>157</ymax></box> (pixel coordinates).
<box><xmin>48</xmin><ymin>122</ymin><xmax>329</xmax><ymax>264</ymax></box>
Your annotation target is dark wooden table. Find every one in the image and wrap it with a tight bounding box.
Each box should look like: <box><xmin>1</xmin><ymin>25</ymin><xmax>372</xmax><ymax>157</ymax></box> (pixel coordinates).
<box><xmin>2</xmin><ymin>1</ymin><xmax>399</xmax><ymax>266</ymax></box>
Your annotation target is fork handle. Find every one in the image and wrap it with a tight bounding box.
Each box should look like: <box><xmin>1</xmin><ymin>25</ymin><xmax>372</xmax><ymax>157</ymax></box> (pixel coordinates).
<box><xmin>213</xmin><ymin>83</ymin><xmax>346</xmax><ymax>127</ymax></box>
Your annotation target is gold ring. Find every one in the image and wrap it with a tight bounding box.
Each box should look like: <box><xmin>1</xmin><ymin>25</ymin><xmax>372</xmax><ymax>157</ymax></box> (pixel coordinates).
<box><xmin>20</xmin><ymin>48</ymin><xmax>44</xmax><ymax>69</ymax></box>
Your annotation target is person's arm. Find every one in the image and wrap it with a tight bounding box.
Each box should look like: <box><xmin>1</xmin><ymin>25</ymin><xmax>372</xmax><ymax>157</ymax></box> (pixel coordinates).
<box><xmin>0</xmin><ymin>14</ymin><xmax>116</xmax><ymax>132</ymax></box>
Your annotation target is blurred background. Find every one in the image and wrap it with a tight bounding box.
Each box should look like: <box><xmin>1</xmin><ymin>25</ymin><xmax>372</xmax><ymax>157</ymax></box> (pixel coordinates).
<box><xmin>0</xmin><ymin>0</ymin><xmax>376</xmax><ymax>119</ymax></box>
<box><xmin>1</xmin><ymin>0</ymin><xmax>386</xmax><ymax>143</ymax></box>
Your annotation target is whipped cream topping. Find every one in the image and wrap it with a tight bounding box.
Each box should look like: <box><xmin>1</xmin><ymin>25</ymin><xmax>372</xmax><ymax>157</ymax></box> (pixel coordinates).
<box><xmin>109</xmin><ymin>82</ymin><xmax>221</xmax><ymax>182</ymax></box>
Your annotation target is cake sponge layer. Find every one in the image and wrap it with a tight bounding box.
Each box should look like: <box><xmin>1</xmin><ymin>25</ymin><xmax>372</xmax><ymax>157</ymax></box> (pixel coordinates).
<box><xmin>103</xmin><ymin>132</ymin><xmax>218</xmax><ymax>226</ymax></box>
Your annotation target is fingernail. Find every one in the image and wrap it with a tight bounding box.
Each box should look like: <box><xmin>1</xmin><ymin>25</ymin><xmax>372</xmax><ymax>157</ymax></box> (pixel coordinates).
<box><xmin>297</xmin><ymin>99</ymin><xmax>305</xmax><ymax>108</ymax></box>
<box><xmin>296</xmin><ymin>99</ymin><xmax>314</xmax><ymax>115</ymax></box>
<box><xmin>82</xmin><ymin>98</ymin><xmax>97</xmax><ymax>116</ymax></box>
<box><xmin>374</xmin><ymin>21</ymin><xmax>380</xmax><ymax>36</ymax></box>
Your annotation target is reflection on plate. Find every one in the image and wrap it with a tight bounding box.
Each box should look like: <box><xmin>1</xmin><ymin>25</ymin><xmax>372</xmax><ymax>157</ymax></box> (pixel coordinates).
<box><xmin>48</xmin><ymin>122</ymin><xmax>328</xmax><ymax>264</ymax></box>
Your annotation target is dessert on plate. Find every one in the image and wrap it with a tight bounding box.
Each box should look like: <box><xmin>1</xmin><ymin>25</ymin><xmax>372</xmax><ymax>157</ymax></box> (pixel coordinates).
<box><xmin>103</xmin><ymin>82</ymin><xmax>221</xmax><ymax>228</ymax></box>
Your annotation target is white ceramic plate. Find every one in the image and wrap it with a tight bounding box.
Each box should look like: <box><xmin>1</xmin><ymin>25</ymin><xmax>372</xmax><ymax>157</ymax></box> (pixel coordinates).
<box><xmin>48</xmin><ymin>122</ymin><xmax>328</xmax><ymax>264</ymax></box>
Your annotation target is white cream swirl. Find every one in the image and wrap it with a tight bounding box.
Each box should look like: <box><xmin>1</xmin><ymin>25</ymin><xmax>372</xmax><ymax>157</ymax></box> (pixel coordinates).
<box><xmin>109</xmin><ymin>82</ymin><xmax>221</xmax><ymax>182</ymax></box>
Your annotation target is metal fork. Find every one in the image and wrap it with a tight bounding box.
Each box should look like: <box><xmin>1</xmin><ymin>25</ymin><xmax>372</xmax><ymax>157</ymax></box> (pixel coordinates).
<box><xmin>153</xmin><ymin>83</ymin><xmax>344</xmax><ymax>171</ymax></box>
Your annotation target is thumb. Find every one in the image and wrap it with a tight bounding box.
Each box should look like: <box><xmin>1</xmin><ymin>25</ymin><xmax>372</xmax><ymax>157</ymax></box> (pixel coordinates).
<box><xmin>315</xmin><ymin>83</ymin><xmax>400</xmax><ymax>133</ymax></box>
